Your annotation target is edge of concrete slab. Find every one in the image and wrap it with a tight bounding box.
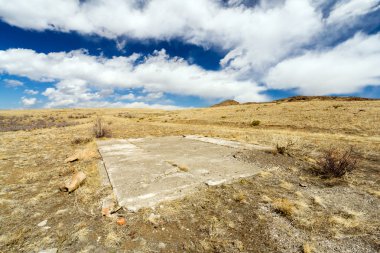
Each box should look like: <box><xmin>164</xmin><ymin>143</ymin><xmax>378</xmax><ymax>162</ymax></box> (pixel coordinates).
<box><xmin>184</xmin><ymin>135</ymin><xmax>274</xmax><ymax>151</ymax></box>
<box><xmin>96</xmin><ymin>135</ymin><xmax>273</xmax><ymax>211</ymax></box>
<box><xmin>97</xmin><ymin>157</ymin><xmax>112</xmax><ymax>188</ymax></box>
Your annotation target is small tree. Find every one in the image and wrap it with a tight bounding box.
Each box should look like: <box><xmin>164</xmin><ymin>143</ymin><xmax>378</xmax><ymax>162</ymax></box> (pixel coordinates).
<box><xmin>317</xmin><ymin>147</ymin><xmax>357</xmax><ymax>178</ymax></box>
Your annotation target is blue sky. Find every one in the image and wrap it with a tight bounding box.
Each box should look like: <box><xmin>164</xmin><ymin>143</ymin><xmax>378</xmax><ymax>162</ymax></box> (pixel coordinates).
<box><xmin>0</xmin><ymin>0</ymin><xmax>379</xmax><ymax>109</ymax></box>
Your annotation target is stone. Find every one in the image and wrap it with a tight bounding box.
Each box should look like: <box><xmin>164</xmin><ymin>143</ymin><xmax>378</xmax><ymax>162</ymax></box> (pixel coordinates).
<box><xmin>158</xmin><ymin>242</ymin><xmax>166</xmax><ymax>249</ymax></box>
<box><xmin>299</xmin><ymin>182</ymin><xmax>308</xmax><ymax>187</ymax></box>
<box><xmin>147</xmin><ymin>213</ymin><xmax>161</xmax><ymax>225</ymax></box>
<box><xmin>37</xmin><ymin>219</ymin><xmax>47</xmax><ymax>227</ymax></box>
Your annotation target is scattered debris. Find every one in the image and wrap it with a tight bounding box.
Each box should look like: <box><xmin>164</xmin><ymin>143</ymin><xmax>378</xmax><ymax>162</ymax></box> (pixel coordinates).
<box><xmin>205</xmin><ymin>179</ymin><xmax>226</xmax><ymax>186</ymax></box>
<box><xmin>299</xmin><ymin>182</ymin><xmax>308</xmax><ymax>187</ymax></box>
<box><xmin>116</xmin><ymin>217</ymin><xmax>126</xmax><ymax>226</ymax></box>
<box><xmin>147</xmin><ymin>213</ymin><xmax>161</xmax><ymax>226</ymax></box>
<box><xmin>37</xmin><ymin>220</ymin><xmax>47</xmax><ymax>227</ymax></box>
<box><xmin>166</xmin><ymin>160</ymin><xmax>189</xmax><ymax>172</ymax></box>
<box><xmin>158</xmin><ymin>242</ymin><xmax>166</xmax><ymax>249</ymax></box>
<box><xmin>64</xmin><ymin>154</ymin><xmax>79</xmax><ymax>163</ymax></box>
<box><xmin>59</xmin><ymin>171</ymin><xmax>86</xmax><ymax>193</ymax></box>
<box><xmin>102</xmin><ymin>195</ymin><xmax>117</xmax><ymax>217</ymax></box>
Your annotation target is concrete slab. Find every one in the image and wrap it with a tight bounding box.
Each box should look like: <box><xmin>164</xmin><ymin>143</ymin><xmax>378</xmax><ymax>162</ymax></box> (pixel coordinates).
<box><xmin>97</xmin><ymin>136</ymin><xmax>265</xmax><ymax>211</ymax></box>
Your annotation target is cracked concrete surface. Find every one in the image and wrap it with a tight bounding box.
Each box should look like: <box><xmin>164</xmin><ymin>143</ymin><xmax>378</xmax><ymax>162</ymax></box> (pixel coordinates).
<box><xmin>97</xmin><ymin>136</ymin><xmax>267</xmax><ymax>211</ymax></box>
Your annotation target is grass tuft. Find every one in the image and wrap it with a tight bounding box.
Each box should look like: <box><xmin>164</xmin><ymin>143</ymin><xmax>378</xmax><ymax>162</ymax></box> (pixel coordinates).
<box><xmin>93</xmin><ymin>117</ymin><xmax>111</xmax><ymax>138</ymax></box>
<box><xmin>250</xmin><ymin>120</ymin><xmax>261</xmax><ymax>126</ymax></box>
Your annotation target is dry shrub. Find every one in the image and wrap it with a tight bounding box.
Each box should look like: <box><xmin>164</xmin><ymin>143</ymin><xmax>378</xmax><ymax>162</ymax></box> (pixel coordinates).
<box><xmin>272</xmin><ymin>198</ymin><xmax>296</xmax><ymax>217</ymax></box>
<box><xmin>250</xmin><ymin>120</ymin><xmax>260</xmax><ymax>126</ymax></box>
<box><xmin>302</xmin><ymin>242</ymin><xmax>314</xmax><ymax>253</ymax></box>
<box><xmin>317</xmin><ymin>147</ymin><xmax>357</xmax><ymax>178</ymax></box>
<box><xmin>0</xmin><ymin>115</ymin><xmax>76</xmax><ymax>132</ymax></box>
<box><xmin>276</xmin><ymin>139</ymin><xmax>295</xmax><ymax>155</ymax></box>
<box><xmin>71</xmin><ymin>136</ymin><xmax>92</xmax><ymax>145</ymax></box>
<box><xmin>93</xmin><ymin>117</ymin><xmax>111</xmax><ymax>138</ymax></box>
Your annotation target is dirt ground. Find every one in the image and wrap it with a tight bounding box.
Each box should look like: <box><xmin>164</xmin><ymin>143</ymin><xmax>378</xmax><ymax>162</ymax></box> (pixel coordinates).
<box><xmin>0</xmin><ymin>100</ymin><xmax>379</xmax><ymax>252</ymax></box>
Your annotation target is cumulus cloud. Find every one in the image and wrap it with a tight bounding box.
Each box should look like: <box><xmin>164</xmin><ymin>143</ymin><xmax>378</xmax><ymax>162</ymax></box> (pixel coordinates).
<box><xmin>21</xmin><ymin>97</ymin><xmax>37</xmax><ymax>106</ymax></box>
<box><xmin>0</xmin><ymin>48</ymin><xmax>267</xmax><ymax>102</ymax></box>
<box><xmin>24</xmin><ymin>89</ymin><xmax>39</xmax><ymax>95</ymax></box>
<box><xmin>0</xmin><ymin>0</ymin><xmax>379</xmax><ymax>106</ymax></box>
<box><xmin>118</xmin><ymin>93</ymin><xmax>135</xmax><ymax>100</ymax></box>
<box><xmin>0</xmin><ymin>0</ymin><xmax>323</xmax><ymax>72</ymax></box>
<box><xmin>118</xmin><ymin>91</ymin><xmax>164</xmax><ymax>101</ymax></box>
<box><xmin>265</xmin><ymin>33</ymin><xmax>380</xmax><ymax>95</ymax></box>
<box><xmin>41</xmin><ymin>79</ymin><xmax>182</xmax><ymax>109</ymax></box>
<box><xmin>4</xmin><ymin>78</ymin><xmax>23</xmax><ymax>87</ymax></box>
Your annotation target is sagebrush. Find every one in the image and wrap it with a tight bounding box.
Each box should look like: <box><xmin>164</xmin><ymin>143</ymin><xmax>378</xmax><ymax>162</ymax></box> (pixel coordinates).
<box><xmin>317</xmin><ymin>147</ymin><xmax>357</xmax><ymax>178</ymax></box>
<box><xmin>93</xmin><ymin>117</ymin><xmax>111</xmax><ymax>138</ymax></box>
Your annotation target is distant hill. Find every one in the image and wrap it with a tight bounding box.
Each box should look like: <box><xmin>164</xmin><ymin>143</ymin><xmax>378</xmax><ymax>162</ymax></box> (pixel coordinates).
<box><xmin>211</xmin><ymin>99</ymin><xmax>240</xmax><ymax>107</ymax></box>
<box><xmin>275</xmin><ymin>96</ymin><xmax>376</xmax><ymax>102</ymax></box>
<box><xmin>211</xmin><ymin>96</ymin><xmax>376</xmax><ymax>107</ymax></box>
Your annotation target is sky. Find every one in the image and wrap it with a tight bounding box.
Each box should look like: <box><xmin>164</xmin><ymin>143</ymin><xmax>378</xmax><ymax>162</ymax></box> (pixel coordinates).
<box><xmin>0</xmin><ymin>0</ymin><xmax>379</xmax><ymax>109</ymax></box>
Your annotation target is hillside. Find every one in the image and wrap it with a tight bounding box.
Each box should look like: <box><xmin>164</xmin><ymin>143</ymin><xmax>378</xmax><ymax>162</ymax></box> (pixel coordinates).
<box><xmin>211</xmin><ymin>99</ymin><xmax>240</xmax><ymax>107</ymax></box>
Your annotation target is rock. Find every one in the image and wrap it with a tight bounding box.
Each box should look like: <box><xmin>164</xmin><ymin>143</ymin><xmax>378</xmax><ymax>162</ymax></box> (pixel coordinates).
<box><xmin>64</xmin><ymin>155</ymin><xmax>78</xmax><ymax>163</ymax></box>
<box><xmin>116</xmin><ymin>217</ymin><xmax>126</xmax><ymax>226</ymax></box>
<box><xmin>102</xmin><ymin>195</ymin><xmax>116</xmax><ymax>217</ymax></box>
<box><xmin>55</xmin><ymin>209</ymin><xmax>68</xmax><ymax>215</ymax></box>
<box><xmin>158</xmin><ymin>242</ymin><xmax>166</xmax><ymax>249</ymax></box>
<box><xmin>205</xmin><ymin>179</ymin><xmax>226</xmax><ymax>186</ymax></box>
<box><xmin>147</xmin><ymin>213</ymin><xmax>161</xmax><ymax>225</ymax></box>
<box><xmin>39</xmin><ymin>248</ymin><xmax>58</xmax><ymax>253</ymax></box>
<box><xmin>196</xmin><ymin>169</ymin><xmax>209</xmax><ymax>175</ymax></box>
<box><xmin>37</xmin><ymin>220</ymin><xmax>47</xmax><ymax>227</ymax></box>
<box><xmin>299</xmin><ymin>182</ymin><xmax>308</xmax><ymax>187</ymax></box>
<box><xmin>59</xmin><ymin>171</ymin><xmax>86</xmax><ymax>193</ymax></box>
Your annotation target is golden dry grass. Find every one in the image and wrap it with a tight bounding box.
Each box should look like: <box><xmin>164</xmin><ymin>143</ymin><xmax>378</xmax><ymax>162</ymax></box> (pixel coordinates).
<box><xmin>0</xmin><ymin>99</ymin><xmax>379</xmax><ymax>252</ymax></box>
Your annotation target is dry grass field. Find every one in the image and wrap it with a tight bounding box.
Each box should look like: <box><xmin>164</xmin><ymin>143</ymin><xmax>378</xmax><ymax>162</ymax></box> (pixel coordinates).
<box><xmin>0</xmin><ymin>99</ymin><xmax>379</xmax><ymax>252</ymax></box>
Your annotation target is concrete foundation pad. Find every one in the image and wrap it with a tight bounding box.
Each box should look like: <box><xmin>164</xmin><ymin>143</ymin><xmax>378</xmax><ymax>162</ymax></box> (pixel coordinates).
<box><xmin>97</xmin><ymin>136</ymin><xmax>266</xmax><ymax>211</ymax></box>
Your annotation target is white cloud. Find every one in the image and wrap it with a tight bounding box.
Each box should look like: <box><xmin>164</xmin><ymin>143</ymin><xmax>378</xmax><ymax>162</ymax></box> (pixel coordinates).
<box><xmin>24</xmin><ymin>89</ymin><xmax>39</xmax><ymax>95</ymax></box>
<box><xmin>4</xmin><ymin>78</ymin><xmax>23</xmax><ymax>87</ymax></box>
<box><xmin>0</xmin><ymin>0</ymin><xmax>379</xmax><ymax>104</ymax></box>
<box><xmin>0</xmin><ymin>0</ymin><xmax>323</xmax><ymax>71</ymax></box>
<box><xmin>265</xmin><ymin>33</ymin><xmax>380</xmax><ymax>95</ymax></box>
<box><xmin>42</xmin><ymin>79</ymin><xmax>101</xmax><ymax>108</ymax></box>
<box><xmin>41</xmin><ymin>81</ymin><xmax>182</xmax><ymax>109</ymax></box>
<box><xmin>21</xmin><ymin>96</ymin><xmax>37</xmax><ymax>106</ymax></box>
<box><xmin>118</xmin><ymin>91</ymin><xmax>163</xmax><ymax>101</ymax></box>
<box><xmin>118</xmin><ymin>93</ymin><xmax>135</xmax><ymax>100</ymax></box>
<box><xmin>327</xmin><ymin>0</ymin><xmax>380</xmax><ymax>24</ymax></box>
<box><xmin>0</xmin><ymin>48</ymin><xmax>268</xmax><ymax>102</ymax></box>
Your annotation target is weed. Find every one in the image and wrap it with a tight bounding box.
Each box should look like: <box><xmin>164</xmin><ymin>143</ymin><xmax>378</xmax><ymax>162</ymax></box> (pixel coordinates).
<box><xmin>317</xmin><ymin>147</ymin><xmax>357</xmax><ymax>178</ymax></box>
<box><xmin>272</xmin><ymin>198</ymin><xmax>296</xmax><ymax>218</ymax></box>
<box><xmin>250</xmin><ymin>120</ymin><xmax>260</xmax><ymax>126</ymax></box>
<box><xmin>93</xmin><ymin>117</ymin><xmax>111</xmax><ymax>138</ymax></box>
<box><xmin>72</xmin><ymin>136</ymin><xmax>92</xmax><ymax>145</ymax></box>
<box><xmin>276</xmin><ymin>139</ymin><xmax>295</xmax><ymax>155</ymax></box>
